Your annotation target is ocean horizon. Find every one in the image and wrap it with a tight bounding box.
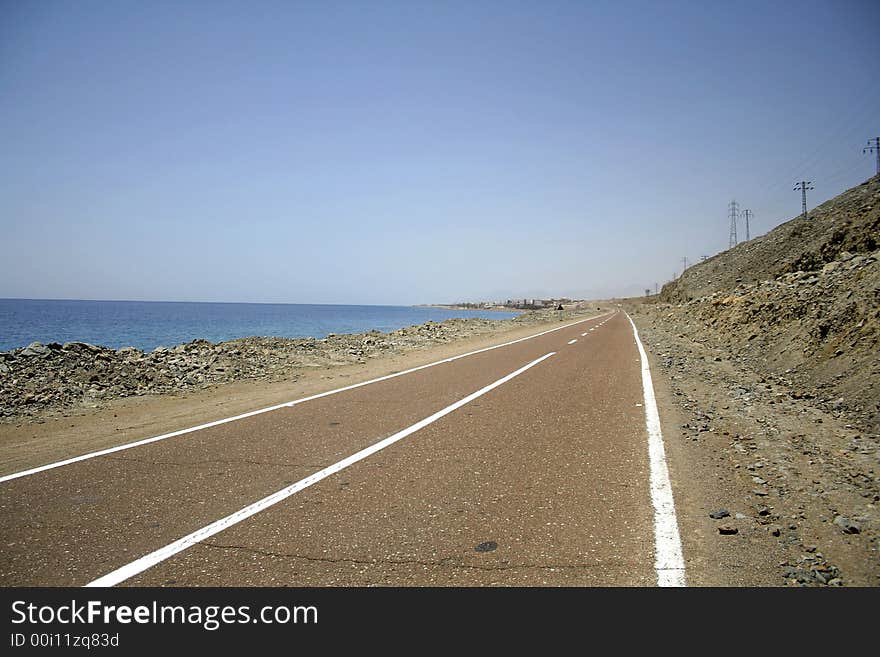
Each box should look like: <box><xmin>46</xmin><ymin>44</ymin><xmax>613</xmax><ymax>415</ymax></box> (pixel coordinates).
<box><xmin>0</xmin><ymin>298</ymin><xmax>519</xmax><ymax>353</ymax></box>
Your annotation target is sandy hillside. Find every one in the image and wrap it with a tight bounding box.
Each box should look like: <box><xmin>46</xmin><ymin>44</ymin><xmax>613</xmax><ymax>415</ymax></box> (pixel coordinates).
<box><xmin>628</xmin><ymin>175</ymin><xmax>879</xmax><ymax>586</ymax></box>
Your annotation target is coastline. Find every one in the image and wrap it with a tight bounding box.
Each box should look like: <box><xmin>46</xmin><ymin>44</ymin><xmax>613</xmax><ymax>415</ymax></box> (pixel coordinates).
<box><xmin>414</xmin><ymin>304</ymin><xmax>519</xmax><ymax>312</ymax></box>
<box><xmin>0</xmin><ymin>307</ymin><xmax>601</xmax><ymax>426</ymax></box>
<box><xmin>0</xmin><ymin>299</ymin><xmax>523</xmax><ymax>353</ymax></box>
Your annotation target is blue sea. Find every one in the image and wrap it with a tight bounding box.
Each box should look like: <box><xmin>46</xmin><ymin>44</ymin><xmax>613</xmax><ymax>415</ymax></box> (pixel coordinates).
<box><xmin>0</xmin><ymin>299</ymin><xmax>520</xmax><ymax>353</ymax></box>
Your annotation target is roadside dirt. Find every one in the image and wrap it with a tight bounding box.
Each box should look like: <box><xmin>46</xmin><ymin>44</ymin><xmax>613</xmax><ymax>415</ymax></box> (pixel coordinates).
<box><xmin>628</xmin><ymin>301</ymin><xmax>878</xmax><ymax>587</ymax></box>
<box><xmin>620</xmin><ymin>175</ymin><xmax>879</xmax><ymax>587</ymax></box>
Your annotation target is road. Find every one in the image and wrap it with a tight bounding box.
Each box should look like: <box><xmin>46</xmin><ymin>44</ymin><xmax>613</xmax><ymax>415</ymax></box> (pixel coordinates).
<box><xmin>0</xmin><ymin>310</ymin><xmax>684</xmax><ymax>587</ymax></box>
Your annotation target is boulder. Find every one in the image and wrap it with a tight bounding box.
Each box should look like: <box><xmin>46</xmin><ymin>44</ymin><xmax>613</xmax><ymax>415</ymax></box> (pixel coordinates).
<box><xmin>20</xmin><ymin>342</ymin><xmax>50</xmax><ymax>357</ymax></box>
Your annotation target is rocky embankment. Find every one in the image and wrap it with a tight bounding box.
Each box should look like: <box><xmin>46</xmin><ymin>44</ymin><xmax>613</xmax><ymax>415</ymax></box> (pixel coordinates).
<box><xmin>0</xmin><ymin>308</ymin><xmax>590</xmax><ymax>423</ymax></box>
<box><xmin>655</xmin><ymin>248</ymin><xmax>879</xmax><ymax>432</ymax></box>
<box><xmin>629</xmin><ymin>175</ymin><xmax>879</xmax><ymax>586</ymax></box>
<box><xmin>631</xmin><ymin>299</ymin><xmax>878</xmax><ymax>586</ymax></box>
<box><xmin>653</xmin><ymin>175</ymin><xmax>880</xmax><ymax>434</ymax></box>
<box><xmin>662</xmin><ymin>174</ymin><xmax>879</xmax><ymax>303</ymax></box>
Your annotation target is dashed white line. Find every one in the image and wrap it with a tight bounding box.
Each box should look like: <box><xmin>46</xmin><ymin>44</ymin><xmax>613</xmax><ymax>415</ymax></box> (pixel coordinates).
<box><xmin>625</xmin><ymin>312</ymin><xmax>686</xmax><ymax>587</ymax></box>
<box><xmin>568</xmin><ymin>339</ymin><xmax>577</xmax><ymax>345</ymax></box>
<box><xmin>85</xmin><ymin>351</ymin><xmax>558</xmax><ymax>587</ymax></box>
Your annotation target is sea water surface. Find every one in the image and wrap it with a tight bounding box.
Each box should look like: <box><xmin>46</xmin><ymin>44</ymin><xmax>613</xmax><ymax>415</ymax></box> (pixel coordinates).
<box><xmin>0</xmin><ymin>299</ymin><xmax>520</xmax><ymax>353</ymax></box>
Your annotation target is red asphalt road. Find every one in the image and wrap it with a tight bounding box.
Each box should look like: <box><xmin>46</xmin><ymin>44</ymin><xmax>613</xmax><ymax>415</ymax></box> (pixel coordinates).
<box><xmin>0</xmin><ymin>310</ymin><xmax>659</xmax><ymax>586</ymax></box>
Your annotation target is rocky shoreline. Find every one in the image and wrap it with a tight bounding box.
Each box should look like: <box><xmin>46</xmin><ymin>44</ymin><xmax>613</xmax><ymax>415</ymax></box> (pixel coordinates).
<box><xmin>0</xmin><ymin>308</ymin><xmax>594</xmax><ymax>424</ymax></box>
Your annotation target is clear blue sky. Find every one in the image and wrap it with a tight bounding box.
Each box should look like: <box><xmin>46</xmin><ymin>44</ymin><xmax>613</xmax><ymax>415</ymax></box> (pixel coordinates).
<box><xmin>2</xmin><ymin>0</ymin><xmax>878</xmax><ymax>304</ymax></box>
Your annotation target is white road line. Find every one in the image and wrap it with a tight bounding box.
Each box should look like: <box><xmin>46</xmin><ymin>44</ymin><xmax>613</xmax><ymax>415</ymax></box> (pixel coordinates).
<box><xmin>625</xmin><ymin>312</ymin><xmax>686</xmax><ymax>587</ymax></box>
<box><xmin>581</xmin><ymin>332</ymin><xmax>588</xmax><ymax>337</ymax></box>
<box><xmin>567</xmin><ymin>339</ymin><xmax>577</xmax><ymax>345</ymax></box>
<box><xmin>1</xmin><ymin>314</ymin><xmax>612</xmax><ymax>484</ymax></box>
<box><xmin>86</xmin><ymin>351</ymin><xmax>557</xmax><ymax>587</ymax></box>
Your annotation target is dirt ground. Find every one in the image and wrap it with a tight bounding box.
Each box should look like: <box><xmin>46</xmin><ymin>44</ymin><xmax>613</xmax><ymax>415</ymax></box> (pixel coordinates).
<box><xmin>628</xmin><ymin>300</ymin><xmax>878</xmax><ymax>587</ymax></box>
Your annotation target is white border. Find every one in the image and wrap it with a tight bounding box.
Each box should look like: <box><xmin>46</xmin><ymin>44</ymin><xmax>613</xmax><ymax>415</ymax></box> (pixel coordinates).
<box><xmin>625</xmin><ymin>312</ymin><xmax>686</xmax><ymax>587</ymax></box>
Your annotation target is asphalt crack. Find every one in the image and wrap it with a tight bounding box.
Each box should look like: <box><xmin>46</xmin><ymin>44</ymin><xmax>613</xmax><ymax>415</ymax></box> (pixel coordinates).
<box><xmin>201</xmin><ymin>541</ymin><xmax>634</xmax><ymax>572</ymax></box>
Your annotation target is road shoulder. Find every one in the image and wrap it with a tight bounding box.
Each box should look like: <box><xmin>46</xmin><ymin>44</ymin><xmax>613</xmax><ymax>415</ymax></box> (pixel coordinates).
<box><xmin>629</xmin><ymin>304</ymin><xmax>878</xmax><ymax>587</ymax></box>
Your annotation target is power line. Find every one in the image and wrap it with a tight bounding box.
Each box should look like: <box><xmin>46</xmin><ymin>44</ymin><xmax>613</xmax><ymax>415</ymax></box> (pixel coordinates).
<box><xmin>794</xmin><ymin>181</ymin><xmax>813</xmax><ymax>220</ymax></box>
<box><xmin>865</xmin><ymin>137</ymin><xmax>880</xmax><ymax>176</ymax></box>
<box><xmin>750</xmin><ymin>95</ymin><xmax>875</xmax><ymax>205</ymax></box>
<box><xmin>824</xmin><ymin>158</ymin><xmax>871</xmax><ymax>187</ymax></box>
<box><xmin>728</xmin><ymin>200</ymin><xmax>739</xmax><ymax>248</ymax></box>
<box><xmin>741</xmin><ymin>209</ymin><xmax>752</xmax><ymax>241</ymax></box>
<box><xmin>784</xmin><ymin>95</ymin><xmax>876</xmax><ymax>185</ymax></box>
<box><xmin>741</xmin><ymin>128</ymin><xmax>875</xmax><ymax>244</ymax></box>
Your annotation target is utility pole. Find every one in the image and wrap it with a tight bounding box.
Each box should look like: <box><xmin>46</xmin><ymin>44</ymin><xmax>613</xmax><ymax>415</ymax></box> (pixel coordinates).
<box><xmin>865</xmin><ymin>137</ymin><xmax>880</xmax><ymax>175</ymax></box>
<box><xmin>794</xmin><ymin>181</ymin><xmax>813</xmax><ymax>220</ymax></box>
<box><xmin>682</xmin><ymin>256</ymin><xmax>688</xmax><ymax>275</ymax></box>
<box><xmin>654</xmin><ymin>283</ymin><xmax>658</xmax><ymax>295</ymax></box>
<box><xmin>741</xmin><ymin>209</ymin><xmax>752</xmax><ymax>241</ymax></box>
<box><xmin>728</xmin><ymin>200</ymin><xmax>739</xmax><ymax>248</ymax></box>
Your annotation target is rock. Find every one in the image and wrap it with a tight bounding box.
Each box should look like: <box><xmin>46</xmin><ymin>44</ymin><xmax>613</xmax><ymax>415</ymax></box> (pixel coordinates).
<box><xmin>783</xmin><ymin>567</ymin><xmax>813</xmax><ymax>584</ymax></box>
<box><xmin>718</xmin><ymin>524</ymin><xmax>739</xmax><ymax>535</ymax></box>
<box><xmin>20</xmin><ymin>342</ymin><xmax>50</xmax><ymax>357</ymax></box>
<box><xmin>63</xmin><ymin>341</ymin><xmax>101</xmax><ymax>352</ymax></box>
<box><xmin>768</xmin><ymin>524</ymin><xmax>782</xmax><ymax>536</ymax></box>
<box><xmin>833</xmin><ymin>515</ymin><xmax>861</xmax><ymax>534</ymax></box>
<box><xmin>709</xmin><ymin>509</ymin><xmax>730</xmax><ymax>519</ymax></box>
